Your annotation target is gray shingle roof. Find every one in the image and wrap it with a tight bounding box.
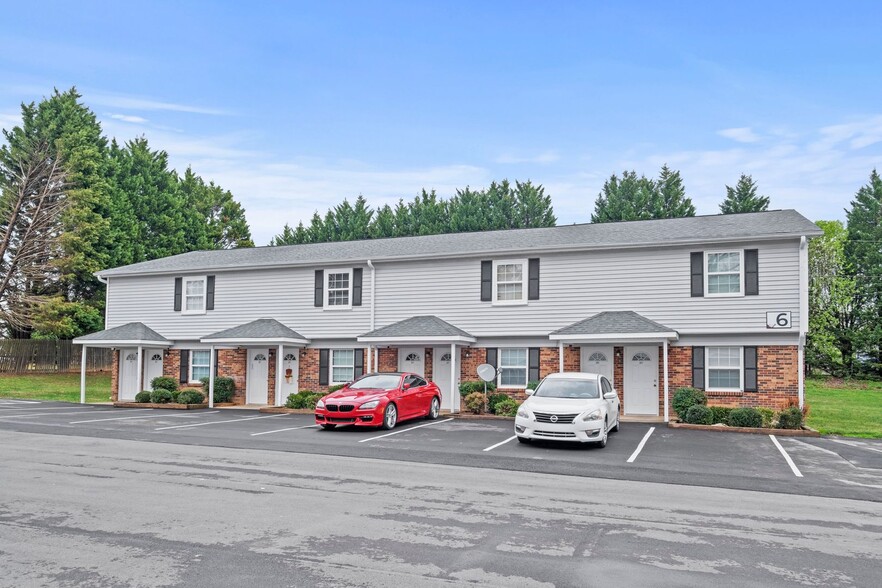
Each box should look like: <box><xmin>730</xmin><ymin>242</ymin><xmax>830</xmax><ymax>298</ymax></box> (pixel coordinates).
<box><xmin>551</xmin><ymin>311</ymin><xmax>675</xmax><ymax>336</ymax></box>
<box><xmin>359</xmin><ymin>316</ymin><xmax>475</xmax><ymax>340</ymax></box>
<box><xmin>201</xmin><ymin>318</ymin><xmax>308</xmax><ymax>342</ymax></box>
<box><xmin>100</xmin><ymin>210</ymin><xmax>822</xmax><ymax>277</ymax></box>
<box><xmin>73</xmin><ymin>322</ymin><xmax>171</xmax><ymax>345</ymax></box>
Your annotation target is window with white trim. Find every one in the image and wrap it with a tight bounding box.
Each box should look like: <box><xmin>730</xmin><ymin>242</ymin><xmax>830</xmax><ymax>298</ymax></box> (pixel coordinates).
<box><xmin>498</xmin><ymin>348</ymin><xmax>528</xmax><ymax>388</ymax></box>
<box><xmin>190</xmin><ymin>350</ymin><xmax>211</xmax><ymax>383</ymax></box>
<box><xmin>706</xmin><ymin>251</ymin><xmax>743</xmax><ymax>296</ymax></box>
<box><xmin>325</xmin><ymin>270</ymin><xmax>352</xmax><ymax>308</ymax></box>
<box><xmin>330</xmin><ymin>349</ymin><xmax>355</xmax><ymax>384</ymax></box>
<box><xmin>493</xmin><ymin>259</ymin><xmax>527</xmax><ymax>304</ymax></box>
<box><xmin>183</xmin><ymin>277</ymin><xmax>207</xmax><ymax>314</ymax></box>
<box><xmin>706</xmin><ymin>346</ymin><xmax>742</xmax><ymax>391</ymax></box>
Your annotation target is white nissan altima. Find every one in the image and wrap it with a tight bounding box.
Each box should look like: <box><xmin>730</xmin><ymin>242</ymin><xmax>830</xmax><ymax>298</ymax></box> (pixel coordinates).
<box><xmin>514</xmin><ymin>372</ymin><xmax>620</xmax><ymax>447</ymax></box>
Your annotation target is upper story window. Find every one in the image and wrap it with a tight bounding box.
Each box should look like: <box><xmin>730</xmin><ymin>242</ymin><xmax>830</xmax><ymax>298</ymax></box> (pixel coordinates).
<box><xmin>183</xmin><ymin>276</ymin><xmax>207</xmax><ymax>314</ymax></box>
<box><xmin>493</xmin><ymin>259</ymin><xmax>528</xmax><ymax>304</ymax></box>
<box><xmin>706</xmin><ymin>346</ymin><xmax>742</xmax><ymax>391</ymax></box>
<box><xmin>706</xmin><ymin>251</ymin><xmax>743</xmax><ymax>296</ymax></box>
<box><xmin>326</xmin><ymin>270</ymin><xmax>352</xmax><ymax>308</ymax></box>
<box><xmin>498</xmin><ymin>348</ymin><xmax>528</xmax><ymax>388</ymax></box>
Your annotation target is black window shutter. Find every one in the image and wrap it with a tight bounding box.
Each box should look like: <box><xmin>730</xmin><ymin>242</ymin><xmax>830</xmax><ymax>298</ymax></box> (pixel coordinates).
<box><xmin>690</xmin><ymin>252</ymin><xmax>704</xmax><ymax>297</ymax></box>
<box><xmin>319</xmin><ymin>349</ymin><xmax>329</xmax><ymax>386</ymax></box>
<box><xmin>179</xmin><ymin>350</ymin><xmax>189</xmax><ymax>384</ymax></box>
<box><xmin>314</xmin><ymin>270</ymin><xmax>324</xmax><ymax>307</ymax></box>
<box><xmin>174</xmin><ymin>277</ymin><xmax>182</xmax><ymax>311</ymax></box>
<box><xmin>354</xmin><ymin>348</ymin><xmax>365</xmax><ymax>377</ymax></box>
<box><xmin>352</xmin><ymin>268</ymin><xmax>363</xmax><ymax>306</ymax></box>
<box><xmin>214</xmin><ymin>349</ymin><xmax>219</xmax><ymax>377</ymax></box>
<box><xmin>480</xmin><ymin>260</ymin><xmax>492</xmax><ymax>301</ymax></box>
<box><xmin>691</xmin><ymin>347</ymin><xmax>705</xmax><ymax>390</ymax></box>
<box><xmin>528</xmin><ymin>258</ymin><xmax>540</xmax><ymax>300</ymax></box>
<box><xmin>745</xmin><ymin>250</ymin><xmax>759</xmax><ymax>296</ymax></box>
<box><xmin>206</xmin><ymin>275</ymin><xmax>216</xmax><ymax>310</ymax></box>
<box><xmin>486</xmin><ymin>348</ymin><xmax>497</xmax><ymax>369</ymax></box>
<box><xmin>528</xmin><ymin>348</ymin><xmax>540</xmax><ymax>383</ymax></box>
<box><xmin>744</xmin><ymin>346</ymin><xmax>758</xmax><ymax>392</ymax></box>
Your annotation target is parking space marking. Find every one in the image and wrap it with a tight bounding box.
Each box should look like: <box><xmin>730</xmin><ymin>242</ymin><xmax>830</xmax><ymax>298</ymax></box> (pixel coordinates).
<box><xmin>0</xmin><ymin>400</ymin><xmax>40</xmax><ymax>405</ymax></box>
<box><xmin>155</xmin><ymin>413</ymin><xmax>287</xmax><ymax>431</ymax></box>
<box><xmin>770</xmin><ymin>435</ymin><xmax>803</xmax><ymax>477</ymax></box>
<box><xmin>250</xmin><ymin>424</ymin><xmax>318</xmax><ymax>436</ymax></box>
<box><xmin>626</xmin><ymin>427</ymin><xmax>655</xmax><ymax>463</ymax></box>
<box><xmin>0</xmin><ymin>408</ymin><xmax>126</xmax><ymax>420</ymax></box>
<box><xmin>0</xmin><ymin>406</ymin><xmax>101</xmax><ymax>411</ymax></box>
<box><xmin>358</xmin><ymin>418</ymin><xmax>454</xmax><ymax>443</ymax></box>
<box><xmin>483</xmin><ymin>435</ymin><xmax>517</xmax><ymax>452</ymax></box>
<box><xmin>70</xmin><ymin>411</ymin><xmax>220</xmax><ymax>424</ymax></box>
<box><xmin>827</xmin><ymin>438</ymin><xmax>882</xmax><ymax>455</ymax></box>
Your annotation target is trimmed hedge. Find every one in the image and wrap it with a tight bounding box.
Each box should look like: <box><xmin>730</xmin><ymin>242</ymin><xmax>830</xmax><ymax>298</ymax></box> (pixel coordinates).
<box><xmin>494</xmin><ymin>397</ymin><xmax>520</xmax><ymax>417</ymax></box>
<box><xmin>286</xmin><ymin>391</ymin><xmax>324</xmax><ymax>409</ymax></box>
<box><xmin>777</xmin><ymin>406</ymin><xmax>804</xmax><ymax>429</ymax></box>
<box><xmin>151</xmin><ymin>376</ymin><xmax>178</xmax><ymax>392</ymax></box>
<box><xmin>328</xmin><ymin>384</ymin><xmax>346</xmax><ymax>393</ymax></box>
<box><xmin>673</xmin><ymin>387</ymin><xmax>707</xmax><ymax>420</ymax></box>
<box><xmin>709</xmin><ymin>406</ymin><xmax>732</xmax><ymax>425</ymax></box>
<box><xmin>487</xmin><ymin>393</ymin><xmax>510</xmax><ymax>414</ymax></box>
<box><xmin>135</xmin><ymin>390</ymin><xmax>152</xmax><ymax>403</ymax></box>
<box><xmin>728</xmin><ymin>407</ymin><xmax>763</xmax><ymax>428</ymax></box>
<box><xmin>684</xmin><ymin>405</ymin><xmax>713</xmax><ymax>425</ymax></box>
<box><xmin>460</xmin><ymin>380</ymin><xmax>495</xmax><ymax>397</ymax></box>
<box><xmin>150</xmin><ymin>389</ymin><xmax>174</xmax><ymax>404</ymax></box>
<box><xmin>463</xmin><ymin>392</ymin><xmax>486</xmax><ymax>414</ymax></box>
<box><xmin>200</xmin><ymin>377</ymin><xmax>235</xmax><ymax>403</ymax></box>
<box><xmin>177</xmin><ymin>390</ymin><xmax>205</xmax><ymax>405</ymax></box>
<box><xmin>757</xmin><ymin>407</ymin><xmax>776</xmax><ymax>429</ymax></box>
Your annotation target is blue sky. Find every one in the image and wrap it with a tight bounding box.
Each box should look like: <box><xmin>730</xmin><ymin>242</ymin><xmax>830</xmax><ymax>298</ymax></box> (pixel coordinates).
<box><xmin>2</xmin><ymin>1</ymin><xmax>881</xmax><ymax>244</ymax></box>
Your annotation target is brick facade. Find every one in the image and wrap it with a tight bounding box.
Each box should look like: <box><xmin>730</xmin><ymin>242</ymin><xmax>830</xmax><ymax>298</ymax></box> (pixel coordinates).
<box><xmin>110</xmin><ymin>350</ymin><xmax>120</xmax><ymax>402</ymax></box>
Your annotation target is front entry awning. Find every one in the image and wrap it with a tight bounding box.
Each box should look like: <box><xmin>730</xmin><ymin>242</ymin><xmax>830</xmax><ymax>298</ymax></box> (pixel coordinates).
<box><xmin>357</xmin><ymin>315</ymin><xmax>476</xmax><ymax>345</ymax></box>
<box><xmin>73</xmin><ymin>322</ymin><xmax>172</xmax><ymax>348</ymax></box>
<box><xmin>549</xmin><ymin>311</ymin><xmax>678</xmax><ymax>344</ymax></box>
<box><xmin>200</xmin><ymin>318</ymin><xmax>310</xmax><ymax>346</ymax></box>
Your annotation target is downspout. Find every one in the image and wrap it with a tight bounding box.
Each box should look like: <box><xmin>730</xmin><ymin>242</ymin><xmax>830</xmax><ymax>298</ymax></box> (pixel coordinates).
<box><xmin>798</xmin><ymin>236</ymin><xmax>808</xmax><ymax>410</ymax></box>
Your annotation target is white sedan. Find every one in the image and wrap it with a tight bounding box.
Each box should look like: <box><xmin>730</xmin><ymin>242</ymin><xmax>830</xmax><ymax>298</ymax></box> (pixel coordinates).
<box><xmin>514</xmin><ymin>372</ymin><xmax>620</xmax><ymax>447</ymax></box>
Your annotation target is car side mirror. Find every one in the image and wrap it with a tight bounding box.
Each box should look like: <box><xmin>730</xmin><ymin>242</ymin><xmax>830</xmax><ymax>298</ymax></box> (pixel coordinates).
<box><xmin>604</xmin><ymin>392</ymin><xmax>618</xmax><ymax>400</ymax></box>
<box><xmin>402</xmin><ymin>383</ymin><xmax>412</xmax><ymax>390</ymax></box>
<box><xmin>524</xmin><ymin>388</ymin><xmax>534</xmax><ymax>396</ymax></box>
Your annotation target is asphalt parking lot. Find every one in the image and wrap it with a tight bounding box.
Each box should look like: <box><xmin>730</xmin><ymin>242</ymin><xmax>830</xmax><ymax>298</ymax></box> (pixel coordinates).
<box><xmin>1</xmin><ymin>399</ymin><xmax>880</xmax><ymax>503</ymax></box>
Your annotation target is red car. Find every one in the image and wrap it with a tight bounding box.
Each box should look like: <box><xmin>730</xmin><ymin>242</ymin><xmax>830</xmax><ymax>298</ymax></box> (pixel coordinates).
<box><xmin>314</xmin><ymin>372</ymin><xmax>442</xmax><ymax>430</ymax></box>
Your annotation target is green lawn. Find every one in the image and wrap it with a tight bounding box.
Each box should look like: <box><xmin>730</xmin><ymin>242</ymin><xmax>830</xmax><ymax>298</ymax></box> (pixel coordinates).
<box><xmin>806</xmin><ymin>377</ymin><xmax>882</xmax><ymax>438</ymax></box>
<box><xmin>0</xmin><ymin>373</ymin><xmax>112</xmax><ymax>404</ymax></box>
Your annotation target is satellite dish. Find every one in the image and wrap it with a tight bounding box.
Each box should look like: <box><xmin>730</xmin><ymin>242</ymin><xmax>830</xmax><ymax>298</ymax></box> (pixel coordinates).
<box><xmin>476</xmin><ymin>363</ymin><xmax>497</xmax><ymax>382</ymax></box>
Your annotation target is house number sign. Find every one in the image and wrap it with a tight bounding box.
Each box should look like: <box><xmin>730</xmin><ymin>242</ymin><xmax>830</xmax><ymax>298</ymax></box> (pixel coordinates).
<box><xmin>766</xmin><ymin>311</ymin><xmax>792</xmax><ymax>329</ymax></box>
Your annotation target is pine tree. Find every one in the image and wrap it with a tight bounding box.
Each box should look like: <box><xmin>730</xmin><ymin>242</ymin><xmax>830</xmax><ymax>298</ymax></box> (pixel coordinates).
<box><xmin>654</xmin><ymin>165</ymin><xmax>695</xmax><ymax>218</ymax></box>
<box><xmin>720</xmin><ymin>174</ymin><xmax>770</xmax><ymax>214</ymax></box>
<box><xmin>179</xmin><ymin>167</ymin><xmax>253</xmax><ymax>249</ymax></box>
<box><xmin>513</xmin><ymin>180</ymin><xmax>556</xmax><ymax>228</ymax></box>
<box><xmin>591</xmin><ymin>171</ymin><xmax>657</xmax><ymax>223</ymax></box>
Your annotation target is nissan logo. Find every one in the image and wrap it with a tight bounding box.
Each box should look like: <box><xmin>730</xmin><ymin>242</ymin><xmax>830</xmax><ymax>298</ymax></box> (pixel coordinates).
<box><xmin>550</xmin><ymin>415</ymin><xmax>558</xmax><ymax>423</ymax></box>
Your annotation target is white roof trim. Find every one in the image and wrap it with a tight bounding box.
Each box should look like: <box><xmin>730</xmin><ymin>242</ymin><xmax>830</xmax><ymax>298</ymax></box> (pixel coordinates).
<box><xmin>73</xmin><ymin>339</ymin><xmax>173</xmax><ymax>348</ymax></box>
<box><xmin>549</xmin><ymin>332</ymin><xmax>679</xmax><ymax>342</ymax></box>
<box><xmin>199</xmin><ymin>337</ymin><xmax>310</xmax><ymax>346</ymax></box>
<box><xmin>357</xmin><ymin>335</ymin><xmax>476</xmax><ymax>344</ymax></box>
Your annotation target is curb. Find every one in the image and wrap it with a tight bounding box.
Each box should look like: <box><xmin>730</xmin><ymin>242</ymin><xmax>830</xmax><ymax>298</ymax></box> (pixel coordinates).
<box><xmin>259</xmin><ymin>407</ymin><xmax>314</xmax><ymax>414</ymax></box>
<box><xmin>668</xmin><ymin>422</ymin><xmax>820</xmax><ymax>437</ymax></box>
<box><xmin>448</xmin><ymin>413</ymin><xmax>514</xmax><ymax>420</ymax></box>
<box><xmin>113</xmin><ymin>402</ymin><xmax>209</xmax><ymax>410</ymax></box>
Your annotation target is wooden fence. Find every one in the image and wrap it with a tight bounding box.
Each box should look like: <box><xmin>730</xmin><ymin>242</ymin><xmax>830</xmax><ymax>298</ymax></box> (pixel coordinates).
<box><xmin>0</xmin><ymin>339</ymin><xmax>112</xmax><ymax>374</ymax></box>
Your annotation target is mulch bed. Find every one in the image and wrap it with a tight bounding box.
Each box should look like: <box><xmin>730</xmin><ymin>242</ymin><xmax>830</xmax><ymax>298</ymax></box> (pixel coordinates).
<box><xmin>668</xmin><ymin>422</ymin><xmax>819</xmax><ymax>437</ymax></box>
<box><xmin>113</xmin><ymin>402</ymin><xmax>209</xmax><ymax>410</ymax></box>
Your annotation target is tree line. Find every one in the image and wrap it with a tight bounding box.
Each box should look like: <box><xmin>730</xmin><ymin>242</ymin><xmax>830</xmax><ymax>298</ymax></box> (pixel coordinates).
<box><xmin>0</xmin><ymin>88</ymin><xmax>253</xmax><ymax>339</ymax></box>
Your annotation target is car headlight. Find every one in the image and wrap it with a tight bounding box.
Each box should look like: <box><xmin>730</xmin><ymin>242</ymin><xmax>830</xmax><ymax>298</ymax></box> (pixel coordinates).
<box><xmin>315</xmin><ymin>399</ymin><xmax>325</xmax><ymax>409</ymax></box>
<box><xmin>517</xmin><ymin>407</ymin><xmax>531</xmax><ymax>419</ymax></box>
<box><xmin>359</xmin><ymin>400</ymin><xmax>380</xmax><ymax>410</ymax></box>
<box><xmin>581</xmin><ymin>409</ymin><xmax>602</xmax><ymax>422</ymax></box>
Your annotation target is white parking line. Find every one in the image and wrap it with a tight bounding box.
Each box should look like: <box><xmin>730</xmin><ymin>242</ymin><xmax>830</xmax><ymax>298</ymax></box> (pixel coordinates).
<box><xmin>155</xmin><ymin>414</ymin><xmax>287</xmax><ymax>431</ymax></box>
<box><xmin>358</xmin><ymin>418</ymin><xmax>453</xmax><ymax>443</ymax></box>
<box><xmin>70</xmin><ymin>411</ymin><xmax>220</xmax><ymax>424</ymax></box>
<box><xmin>0</xmin><ymin>400</ymin><xmax>40</xmax><ymax>404</ymax></box>
<box><xmin>827</xmin><ymin>438</ymin><xmax>882</xmax><ymax>455</ymax></box>
<box><xmin>483</xmin><ymin>435</ymin><xmax>517</xmax><ymax>452</ymax></box>
<box><xmin>627</xmin><ymin>427</ymin><xmax>655</xmax><ymax>463</ymax></box>
<box><xmin>770</xmin><ymin>435</ymin><xmax>804</xmax><ymax>477</ymax></box>
<box><xmin>0</xmin><ymin>408</ymin><xmax>135</xmax><ymax>420</ymax></box>
<box><xmin>251</xmin><ymin>424</ymin><xmax>318</xmax><ymax>436</ymax></box>
<box><xmin>0</xmin><ymin>406</ymin><xmax>99</xmax><ymax>411</ymax></box>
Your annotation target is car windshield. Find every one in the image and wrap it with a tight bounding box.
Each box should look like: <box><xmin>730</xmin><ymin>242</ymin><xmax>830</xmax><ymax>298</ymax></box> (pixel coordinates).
<box><xmin>349</xmin><ymin>375</ymin><xmax>402</xmax><ymax>390</ymax></box>
<box><xmin>533</xmin><ymin>379</ymin><xmax>599</xmax><ymax>399</ymax></box>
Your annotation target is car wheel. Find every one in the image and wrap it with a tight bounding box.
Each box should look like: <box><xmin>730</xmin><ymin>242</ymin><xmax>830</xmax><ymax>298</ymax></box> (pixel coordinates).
<box><xmin>597</xmin><ymin>421</ymin><xmax>608</xmax><ymax>448</ymax></box>
<box><xmin>382</xmin><ymin>403</ymin><xmax>398</xmax><ymax>430</ymax></box>
<box><xmin>611</xmin><ymin>414</ymin><xmax>620</xmax><ymax>433</ymax></box>
<box><xmin>320</xmin><ymin>424</ymin><xmax>336</xmax><ymax>430</ymax></box>
<box><xmin>517</xmin><ymin>436</ymin><xmax>531</xmax><ymax>444</ymax></box>
<box><xmin>426</xmin><ymin>397</ymin><xmax>440</xmax><ymax>420</ymax></box>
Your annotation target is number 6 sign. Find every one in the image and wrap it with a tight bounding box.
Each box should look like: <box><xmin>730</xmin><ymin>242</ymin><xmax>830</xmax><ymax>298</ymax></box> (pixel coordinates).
<box><xmin>766</xmin><ymin>311</ymin><xmax>792</xmax><ymax>329</ymax></box>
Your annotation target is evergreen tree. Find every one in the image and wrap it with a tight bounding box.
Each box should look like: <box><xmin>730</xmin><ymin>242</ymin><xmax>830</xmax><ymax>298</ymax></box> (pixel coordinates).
<box><xmin>371</xmin><ymin>204</ymin><xmax>397</xmax><ymax>238</ymax></box>
<box><xmin>513</xmin><ymin>180</ymin><xmax>556</xmax><ymax>228</ymax></box>
<box><xmin>269</xmin><ymin>223</ymin><xmax>298</xmax><ymax>246</ymax></box>
<box><xmin>448</xmin><ymin>187</ymin><xmax>488</xmax><ymax>233</ymax></box>
<box><xmin>720</xmin><ymin>174</ymin><xmax>770</xmax><ymax>214</ymax></box>
<box><xmin>654</xmin><ymin>165</ymin><xmax>695</xmax><ymax>218</ymax></box>
<box><xmin>591</xmin><ymin>171</ymin><xmax>657</xmax><ymax>223</ymax></box>
<box><xmin>179</xmin><ymin>167</ymin><xmax>253</xmax><ymax>249</ymax></box>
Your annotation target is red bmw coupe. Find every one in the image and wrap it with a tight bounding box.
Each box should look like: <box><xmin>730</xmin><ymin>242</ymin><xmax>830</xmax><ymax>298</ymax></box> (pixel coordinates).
<box><xmin>314</xmin><ymin>372</ymin><xmax>442</xmax><ymax>430</ymax></box>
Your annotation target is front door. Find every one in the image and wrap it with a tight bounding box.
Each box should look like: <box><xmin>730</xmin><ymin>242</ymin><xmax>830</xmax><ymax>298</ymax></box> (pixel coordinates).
<box><xmin>581</xmin><ymin>346</ymin><xmax>614</xmax><ymax>387</ymax></box>
<box><xmin>280</xmin><ymin>348</ymin><xmax>299</xmax><ymax>402</ymax></box>
<box><xmin>118</xmin><ymin>348</ymin><xmax>139</xmax><ymax>401</ymax></box>
<box><xmin>433</xmin><ymin>347</ymin><xmax>458</xmax><ymax>411</ymax></box>
<box><xmin>623</xmin><ymin>346</ymin><xmax>658</xmax><ymax>415</ymax></box>
<box><xmin>246</xmin><ymin>348</ymin><xmax>269</xmax><ymax>405</ymax></box>
<box><xmin>144</xmin><ymin>349</ymin><xmax>164</xmax><ymax>390</ymax></box>
<box><xmin>398</xmin><ymin>347</ymin><xmax>425</xmax><ymax>376</ymax></box>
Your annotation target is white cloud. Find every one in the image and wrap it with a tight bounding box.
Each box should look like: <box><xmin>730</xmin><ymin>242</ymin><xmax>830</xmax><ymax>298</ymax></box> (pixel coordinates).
<box><xmin>495</xmin><ymin>151</ymin><xmax>560</xmax><ymax>164</ymax></box>
<box><xmin>109</xmin><ymin>113</ymin><xmax>148</xmax><ymax>124</ymax></box>
<box><xmin>89</xmin><ymin>92</ymin><xmax>230</xmax><ymax>116</ymax></box>
<box><xmin>718</xmin><ymin>127</ymin><xmax>761</xmax><ymax>143</ymax></box>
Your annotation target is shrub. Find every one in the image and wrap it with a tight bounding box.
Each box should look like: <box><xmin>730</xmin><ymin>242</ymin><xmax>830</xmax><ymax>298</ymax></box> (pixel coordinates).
<box><xmin>757</xmin><ymin>407</ymin><xmax>775</xmax><ymax>428</ymax></box>
<box><xmin>672</xmin><ymin>387</ymin><xmax>707</xmax><ymax>420</ymax></box>
<box><xmin>328</xmin><ymin>384</ymin><xmax>346</xmax><ymax>393</ymax></box>
<box><xmin>135</xmin><ymin>391</ymin><xmax>152</xmax><ymax>403</ymax></box>
<box><xmin>527</xmin><ymin>380</ymin><xmax>540</xmax><ymax>391</ymax></box>
<box><xmin>777</xmin><ymin>406</ymin><xmax>804</xmax><ymax>429</ymax></box>
<box><xmin>709</xmin><ymin>406</ymin><xmax>732</xmax><ymax>425</ymax></box>
<box><xmin>201</xmin><ymin>377</ymin><xmax>235</xmax><ymax>403</ymax></box>
<box><xmin>151</xmin><ymin>376</ymin><xmax>179</xmax><ymax>392</ymax></box>
<box><xmin>459</xmin><ymin>380</ymin><xmax>495</xmax><ymax>397</ymax></box>
<box><xmin>463</xmin><ymin>392</ymin><xmax>486</xmax><ymax>414</ymax></box>
<box><xmin>684</xmin><ymin>405</ymin><xmax>713</xmax><ymax>425</ymax></box>
<box><xmin>176</xmin><ymin>390</ymin><xmax>204</xmax><ymax>405</ymax></box>
<box><xmin>494</xmin><ymin>397</ymin><xmax>520</xmax><ymax>417</ymax></box>
<box><xmin>487</xmin><ymin>394</ymin><xmax>510</xmax><ymax>414</ymax></box>
<box><xmin>728</xmin><ymin>407</ymin><xmax>763</xmax><ymax>428</ymax></box>
<box><xmin>150</xmin><ymin>389</ymin><xmax>174</xmax><ymax>404</ymax></box>
<box><xmin>286</xmin><ymin>391</ymin><xmax>323</xmax><ymax>409</ymax></box>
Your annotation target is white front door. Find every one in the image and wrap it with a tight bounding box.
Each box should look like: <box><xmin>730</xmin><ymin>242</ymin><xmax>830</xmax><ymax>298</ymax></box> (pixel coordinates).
<box><xmin>432</xmin><ymin>347</ymin><xmax>458</xmax><ymax>411</ymax></box>
<box><xmin>246</xmin><ymin>348</ymin><xmax>269</xmax><ymax>405</ymax></box>
<box><xmin>280</xmin><ymin>348</ymin><xmax>299</xmax><ymax>401</ymax></box>
<box><xmin>399</xmin><ymin>347</ymin><xmax>425</xmax><ymax>376</ymax></box>
<box><xmin>581</xmin><ymin>346</ymin><xmax>614</xmax><ymax>388</ymax></box>
<box><xmin>623</xmin><ymin>346</ymin><xmax>658</xmax><ymax>415</ymax></box>
<box><xmin>118</xmin><ymin>348</ymin><xmax>139</xmax><ymax>401</ymax></box>
<box><xmin>144</xmin><ymin>349</ymin><xmax>164</xmax><ymax>389</ymax></box>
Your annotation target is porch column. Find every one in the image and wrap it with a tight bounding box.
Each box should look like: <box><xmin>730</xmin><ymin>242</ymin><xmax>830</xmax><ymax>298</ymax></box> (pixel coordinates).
<box><xmin>208</xmin><ymin>345</ymin><xmax>215</xmax><ymax>408</ymax></box>
<box><xmin>374</xmin><ymin>346</ymin><xmax>380</xmax><ymax>372</ymax></box>
<box><xmin>80</xmin><ymin>345</ymin><xmax>87</xmax><ymax>404</ymax></box>
<box><xmin>450</xmin><ymin>343</ymin><xmax>456</xmax><ymax>414</ymax></box>
<box><xmin>276</xmin><ymin>344</ymin><xmax>283</xmax><ymax>407</ymax></box>
<box><xmin>558</xmin><ymin>341</ymin><xmax>564</xmax><ymax>373</ymax></box>
<box><xmin>798</xmin><ymin>334</ymin><xmax>805</xmax><ymax>409</ymax></box>
<box><xmin>663</xmin><ymin>339</ymin><xmax>670</xmax><ymax>422</ymax></box>
<box><xmin>136</xmin><ymin>346</ymin><xmax>143</xmax><ymax>394</ymax></box>
<box><xmin>367</xmin><ymin>345</ymin><xmax>373</xmax><ymax>374</ymax></box>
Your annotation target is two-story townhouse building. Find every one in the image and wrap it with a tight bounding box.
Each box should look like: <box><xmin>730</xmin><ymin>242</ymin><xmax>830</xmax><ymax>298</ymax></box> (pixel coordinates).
<box><xmin>74</xmin><ymin>209</ymin><xmax>822</xmax><ymax>421</ymax></box>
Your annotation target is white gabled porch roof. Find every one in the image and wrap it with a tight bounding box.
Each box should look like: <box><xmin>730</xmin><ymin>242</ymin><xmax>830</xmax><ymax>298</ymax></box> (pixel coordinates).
<box><xmin>357</xmin><ymin>315</ymin><xmax>476</xmax><ymax>345</ymax></box>
<box><xmin>549</xmin><ymin>311</ymin><xmax>678</xmax><ymax>344</ymax></box>
<box><xmin>72</xmin><ymin>322</ymin><xmax>172</xmax><ymax>348</ymax></box>
<box><xmin>200</xmin><ymin>318</ymin><xmax>310</xmax><ymax>346</ymax></box>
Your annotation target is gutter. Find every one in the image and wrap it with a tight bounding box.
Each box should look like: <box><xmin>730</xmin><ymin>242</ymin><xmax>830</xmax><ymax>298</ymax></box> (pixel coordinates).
<box><xmin>366</xmin><ymin>259</ymin><xmax>376</xmax><ymax>331</ymax></box>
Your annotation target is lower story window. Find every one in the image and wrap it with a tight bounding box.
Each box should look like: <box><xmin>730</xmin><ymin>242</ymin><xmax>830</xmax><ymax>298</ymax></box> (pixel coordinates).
<box><xmin>191</xmin><ymin>350</ymin><xmax>211</xmax><ymax>383</ymax></box>
<box><xmin>331</xmin><ymin>349</ymin><xmax>355</xmax><ymax>384</ymax></box>
<box><xmin>707</xmin><ymin>346</ymin><xmax>742</xmax><ymax>390</ymax></box>
<box><xmin>499</xmin><ymin>348</ymin><xmax>527</xmax><ymax>388</ymax></box>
